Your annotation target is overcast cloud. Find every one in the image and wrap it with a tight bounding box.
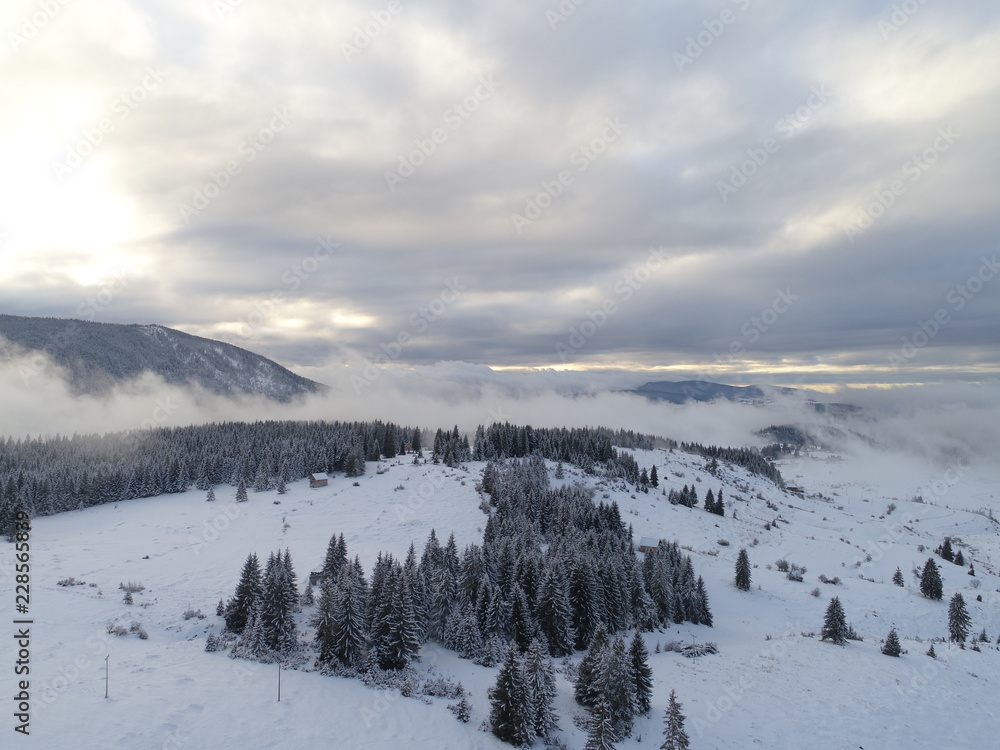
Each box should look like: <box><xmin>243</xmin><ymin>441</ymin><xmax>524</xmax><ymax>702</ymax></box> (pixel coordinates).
<box><xmin>2</xmin><ymin>0</ymin><xmax>999</xmax><ymax>391</ymax></box>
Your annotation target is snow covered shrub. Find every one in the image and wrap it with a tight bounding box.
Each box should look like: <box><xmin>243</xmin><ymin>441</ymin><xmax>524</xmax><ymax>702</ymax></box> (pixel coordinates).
<box><xmin>120</xmin><ymin>581</ymin><xmax>145</xmax><ymax>593</ymax></box>
<box><xmin>775</xmin><ymin>559</ymin><xmax>790</xmax><ymax>572</ymax></box>
<box><xmin>811</xmin><ymin>587</ymin><xmax>821</xmax><ymax>597</ymax></box>
<box><xmin>107</xmin><ymin>624</ymin><xmax>128</xmax><ymax>637</ymax></box>
<box><xmin>129</xmin><ymin>621</ymin><xmax>148</xmax><ymax>639</ymax></box>
<box><xmin>183</xmin><ymin>608</ymin><xmax>206</xmax><ymax>620</ymax></box>
<box><xmin>681</xmin><ymin>642</ymin><xmax>718</xmax><ymax>658</ymax></box>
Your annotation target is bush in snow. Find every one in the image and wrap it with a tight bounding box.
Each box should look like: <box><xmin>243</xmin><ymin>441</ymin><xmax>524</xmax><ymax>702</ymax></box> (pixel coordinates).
<box><xmin>107</xmin><ymin>624</ymin><xmax>129</xmax><ymax>637</ymax></box>
<box><xmin>183</xmin><ymin>608</ymin><xmax>206</xmax><ymax>620</ymax></box>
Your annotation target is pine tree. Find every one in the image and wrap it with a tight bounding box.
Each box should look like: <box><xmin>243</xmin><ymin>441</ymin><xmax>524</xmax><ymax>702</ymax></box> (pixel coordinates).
<box><xmin>954</xmin><ymin>549</ymin><xmax>964</xmax><ymax>567</ymax></box>
<box><xmin>926</xmin><ymin>643</ymin><xmax>936</xmax><ymax>658</ymax></box>
<box><xmin>629</xmin><ymin>632</ymin><xmax>653</xmax><ymax>715</ymax></box>
<box><xmin>330</xmin><ymin>566</ymin><xmax>369</xmax><ymax>667</ymax></box>
<box><xmin>225</xmin><ymin>553</ymin><xmax>263</xmax><ymax>633</ymax></box>
<box><xmin>649</xmin><ymin>465</ymin><xmax>658</xmax><ymax>488</ymax></box>
<box><xmin>948</xmin><ymin>592</ymin><xmax>971</xmax><ymax>643</ymax></box>
<box><xmin>882</xmin><ymin>627</ymin><xmax>901</xmax><ymax>656</ymax></box>
<box><xmin>312</xmin><ymin>578</ymin><xmax>339</xmax><ymax>665</ymax></box>
<box><xmin>892</xmin><ymin>567</ymin><xmax>904</xmax><ymax>587</ymax></box>
<box><xmin>205</xmin><ymin>632</ymin><xmax>219</xmax><ymax>652</ymax></box>
<box><xmin>821</xmin><ymin>596</ymin><xmax>848</xmax><ymax>645</ymax></box>
<box><xmin>216</xmin><ymin>599</ymin><xmax>225</xmax><ymax>617</ymax></box>
<box><xmin>735</xmin><ymin>547</ymin><xmax>751</xmax><ymax>591</ymax></box>
<box><xmin>235</xmin><ymin>477</ymin><xmax>248</xmax><ymax>503</ymax></box>
<box><xmin>489</xmin><ymin>648</ymin><xmax>532</xmax><ymax>746</ymax></box>
<box><xmin>206</xmin><ymin>486</ymin><xmax>215</xmax><ymax>502</ymax></box>
<box><xmin>575</xmin><ymin>626</ymin><xmax>609</xmax><ymax>708</ymax></box>
<box><xmin>585</xmin><ymin>696</ymin><xmax>618</xmax><ymax>750</ymax></box>
<box><xmin>536</xmin><ymin>565</ymin><xmax>575</xmax><ymax>657</ymax></box>
<box><xmin>704</xmin><ymin>488</ymin><xmax>714</xmax><ymax>512</ymax></box>
<box><xmin>597</xmin><ymin>636</ymin><xmax>635</xmax><ymax>739</ymax></box>
<box><xmin>370</xmin><ymin>567</ymin><xmax>421</xmax><ymax>670</ymax></box>
<box><xmin>919</xmin><ymin>558</ymin><xmax>943</xmax><ymax>600</ymax></box>
<box><xmin>522</xmin><ymin>638</ymin><xmax>558</xmax><ymax>740</ymax></box>
<box><xmin>322</xmin><ymin>533</ymin><xmax>348</xmax><ymax>583</ymax></box>
<box><xmin>939</xmin><ymin>537</ymin><xmax>954</xmax><ymax>562</ymax></box>
<box><xmin>661</xmin><ymin>690</ymin><xmax>690</xmax><ymax>750</ymax></box>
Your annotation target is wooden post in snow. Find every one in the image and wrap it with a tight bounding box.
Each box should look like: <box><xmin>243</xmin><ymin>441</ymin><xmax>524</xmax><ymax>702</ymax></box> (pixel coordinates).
<box><xmin>105</xmin><ymin>655</ymin><xmax>110</xmax><ymax>699</ymax></box>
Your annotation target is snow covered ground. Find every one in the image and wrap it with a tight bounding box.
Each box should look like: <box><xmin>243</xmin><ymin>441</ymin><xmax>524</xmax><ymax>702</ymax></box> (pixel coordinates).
<box><xmin>4</xmin><ymin>445</ymin><xmax>998</xmax><ymax>749</ymax></box>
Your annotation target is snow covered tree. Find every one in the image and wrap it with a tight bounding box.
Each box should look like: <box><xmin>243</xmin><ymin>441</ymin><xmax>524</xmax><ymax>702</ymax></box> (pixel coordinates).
<box><xmin>892</xmin><ymin>567</ymin><xmax>904</xmax><ymax>587</ymax></box>
<box><xmin>235</xmin><ymin>477</ymin><xmax>248</xmax><ymax>503</ymax></box>
<box><xmin>522</xmin><ymin>638</ymin><xmax>558</xmax><ymax>740</ymax></box>
<box><xmin>704</xmin><ymin>488</ymin><xmax>715</xmax><ymax>513</ymax></box>
<box><xmin>232</xmin><ymin>602</ymin><xmax>269</xmax><ymax>660</ymax></box>
<box><xmin>206</xmin><ymin>486</ymin><xmax>215</xmax><ymax>502</ymax></box>
<box><xmin>369</xmin><ymin>566</ymin><xmax>421</xmax><ymax>670</ymax></box>
<box><xmin>575</xmin><ymin>626</ymin><xmax>609</xmax><ymax>708</ymax></box>
<box><xmin>661</xmin><ymin>690</ymin><xmax>690</xmax><ymax>750</ymax></box>
<box><xmin>205</xmin><ymin>632</ymin><xmax>220</xmax><ymax>652</ymax></box>
<box><xmin>312</xmin><ymin>578</ymin><xmax>339</xmax><ymax>665</ymax></box>
<box><xmin>536</xmin><ymin>565</ymin><xmax>575</xmax><ymax>657</ymax></box>
<box><xmin>954</xmin><ymin>549</ymin><xmax>964</xmax><ymax>567</ymax></box>
<box><xmin>489</xmin><ymin>648</ymin><xmax>532</xmax><ymax>746</ymax></box>
<box><xmin>948</xmin><ymin>592</ymin><xmax>971</xmax><ymax>643</ymax></box>
<box><xmin>585</xmin><ymin>696</ymin><xmax>618</xmax><ymax>750</ymax></box>
<box><xmin>322</xmin><ymin>533</ymin><xmax>348</xmax><ymax>583</ymax></box>
<box><xmin>882</xmin><ymin>627</ymin><xmax>901</xmax><ymax>656</ymax></box>
<box><xmin>649</xmin><ymin>465</ymin><xmax>658</xmax><ymax>488</ymax></box>
<box><xmin>821</xmin><ymin>596</ymin><xmax>848</xmax><ymax>645</ymax></box>
<box><xmin>735</xmin><ymin>548</ymin><xmax>752</xmax><ymax>591</ymax></box>
<box><xmin>216</xmin><ymin>599</ymin><xmax>225</xmax><ymax>617</ymax></box>
<box><xmin>629</xmin><ymin>632</ymin><xmax>653</xmax><ymax>715</ymax></box>
<box><xmin>920</xmin><ymin>558</ymin><xmax>943</xmax><ymax>600</ymax></box>
<box><xmin>225</xmin><ymin>553</ymin><xmax>263</xmax><ymax>633</ymax></box>
<box><xmin>938</xmin><ymin>537</ymin><xmax>954</xmax><ymax>562</ymax></box>
<box><xmin>926</xmin><ymin>643</ymin><xmax>937</xmax><ymax>658</ymax></box>
<box><xmin>260</xmin><ymin>551</ymin><xmax>297</xmax><ymax>652</ymax></box>
<box><xmin>329</xmin><ymin>565</ymin><xmax>369</xmax><ymax>667</ymax></box>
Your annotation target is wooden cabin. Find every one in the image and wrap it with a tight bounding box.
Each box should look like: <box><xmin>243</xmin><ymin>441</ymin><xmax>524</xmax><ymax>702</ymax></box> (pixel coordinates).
<box><xmin>309</xmin><ymin>472</ymin><xmax>329</xmax><ymax>488</ymax></box>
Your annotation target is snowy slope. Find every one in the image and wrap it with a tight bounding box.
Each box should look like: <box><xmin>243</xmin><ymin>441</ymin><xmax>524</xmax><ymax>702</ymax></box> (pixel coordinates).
<box><xmin>4</xmin><ymin>447</ymin><xmax>998</xmax><ymax>749</ymax></box>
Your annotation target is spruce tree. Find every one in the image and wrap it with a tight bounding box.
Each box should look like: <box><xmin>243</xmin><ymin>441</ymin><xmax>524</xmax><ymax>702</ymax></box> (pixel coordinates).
<box><xmin>919</xmin><ymin>558</ymin><xmax>943</xmax><ymax>600</ymax></box>
<box><xmin>704</xmin><ymin>488</ymin><xmax>715</xmax><ymax>513</ymax></box>
<box><xmin>585</xmin><ymin>696</ymin><xmax>618</xmax><ymax>750</ymax></box>
<box><xmin>235</xmin><ymin>477</ymin><xmax>248</xmax><ymax>503</ymax></box>
<box><xmin>206</xmin><ymin>486</ymin><xmax>215</xmax><ymax>502</ymax></box>
<box><xmin>575</xmin><ymin>625</ymin><xmax>609</xmax><ymax>708</ymax></box>
<box><xmin>948</xmin><ymin>592</ymin><xmax>971</xmax><ymax>643</ymax></box>
<box><xmin>735</xmin><ymin>548</ymin><xmax>752</xmax><ymax>591</ymax></box>
<box><xmin>821</xmin><ymin>596</ymin><xmax>848</xmax><ymax>645</ymax></box>
<box><xmin>892</xmin><ymin>567</ymin><xmax>904</xmax><ymax>587</ymax></box>
<box><xmin>661</xmin><ymin>690</ymin><xmax>690</xmax><ymax>750</ymax></box>
<box><xmin>629</xmin><ymin>632</ymin><xmax>653</xmax><ymax>715</ymax></box>
<box><xmin>522</xmin><ymin>638</ymin><xmax>558</xmax><ymax>740</ymax></box>
<box><xmin>954</xmin><ymin>550</ymin><xmax>964</xmax><ymax>567</ymax></box>
<box><xmin>536</xmin><ymin>565</ymin><xmax>576</xmax><ymax>657</ymax></box>
<box><xmin>926</xmin><ymin>643</ymin><xmax>936</xmax><ymax>658</ymax></box>
<box><xmin>882</xmin><ymin>627</ymin><xmax>901</xmax><ymax>656</ymax></box>
<box><xmin>225</xmin><ymin>553</ymin><xmax>263</xmax><ymax>633</ymax></box>
<box><xmin>330</xmin><ymin>566</ymin><xmax>369</xmax><ymax>667</ymax></box>
<box><xmin>489</xmin><ymin>648</ymin><xmax>531</xmax><ymax>746</ymax></box>
<box><xmin>939</xmin><ymin>537</ymin><xmax>954</xmax><ymax>562</ymax></box>
<box><xmin>649</xmin><ymin>465</ymin><xmax>658</xmax><ymax>488</ymax></box>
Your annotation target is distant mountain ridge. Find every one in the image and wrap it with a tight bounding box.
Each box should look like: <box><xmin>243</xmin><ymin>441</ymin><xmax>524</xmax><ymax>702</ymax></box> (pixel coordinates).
<box><xmin>629</xmin><ymin>380</ymin><xmax>795</xmax><ymax>404</ymax></box>
<box><xmin>627</xmin><ymin>379</ymin><xmax>862</xmax><ymax>417</ymax></box>
<box><xmin>0</xmin><ymin>314</ymin><xmax>325</xmax><ymax>402</ymax></box>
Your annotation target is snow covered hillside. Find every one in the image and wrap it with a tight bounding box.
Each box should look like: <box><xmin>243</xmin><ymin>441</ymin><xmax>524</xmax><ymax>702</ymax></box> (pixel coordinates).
<box><xmin>6</xmin><ymin>446</ymin><xmax>999</xmax><ymax>749</ymax></box>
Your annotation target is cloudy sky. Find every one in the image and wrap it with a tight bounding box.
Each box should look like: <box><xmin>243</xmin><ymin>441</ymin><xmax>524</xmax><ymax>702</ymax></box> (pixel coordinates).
<box><xmin>2</xmin><ymin>0</ymin><xmax>999</xmax><ymax>391</ymax></box>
